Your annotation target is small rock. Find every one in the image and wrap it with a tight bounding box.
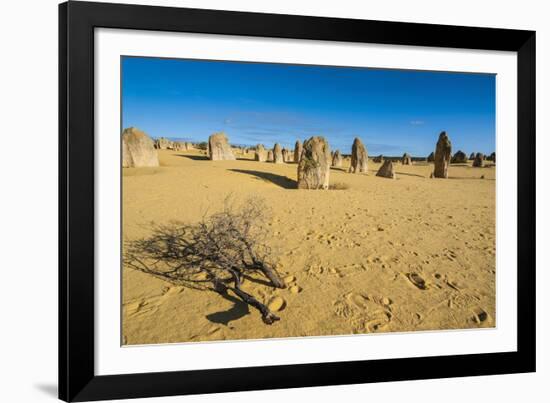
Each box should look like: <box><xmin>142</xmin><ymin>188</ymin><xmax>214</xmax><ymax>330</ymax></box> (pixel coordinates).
<box><xmin>267</xmin><ymin>296</ymin><xmax>286</xmax><ymax>312</ymax></box>
<box><xmin>376</xmin><ymin>159</ymin><xmax>396</xmax><ymax>179</ymax></box>
<box><xmin>381</xmin><ymin>297</ymin><xmax>391</xmax><ymax>305</ymax></box>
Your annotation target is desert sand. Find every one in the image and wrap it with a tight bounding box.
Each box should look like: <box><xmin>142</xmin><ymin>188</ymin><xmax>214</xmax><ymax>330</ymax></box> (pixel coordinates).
<box><xmin>122</xmin><ymin>148</ymin><xmax>495</xmax><ymax>345</ymax></box>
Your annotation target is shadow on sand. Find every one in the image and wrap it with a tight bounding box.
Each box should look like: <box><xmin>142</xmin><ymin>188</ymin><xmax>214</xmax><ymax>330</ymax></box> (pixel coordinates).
<box><xmin>177</xmin><ymin>154</ymin><xmax>209</xmax><ymax>161</ymax></box>
<box><xmin>205</xmin><ymin>272</ymin><xmax>275</xmax><ymax>324</ymax></box>
<box><xmin>330</xmin><ymin>167</ymin><xmax>348</xmax><ymax>173</ymax></box>
<box><xmin>395</xmin><ymin>171</ymin><xmax>426</xmax><ymax>178</ymax></box>
<box><xmin>206</xmin><ymin>293</ymin><xmax>250</xmax><ymax>325</ymax></box>
<box><xmin>447</xmin><ymin>176</ymin><xmax>496</xmax><ymax>181</ymax></box>
<box><xmin>228</xmin><ymin>169</ymin><xmax>296</xmax><ymax>189</ymax></box>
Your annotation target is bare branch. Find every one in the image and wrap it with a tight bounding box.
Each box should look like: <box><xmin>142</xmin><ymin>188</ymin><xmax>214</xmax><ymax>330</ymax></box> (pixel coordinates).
<box><xmin>124</xmin><ymin>197</ymin><xmax>285</xmax><ymax>324</ymax></box>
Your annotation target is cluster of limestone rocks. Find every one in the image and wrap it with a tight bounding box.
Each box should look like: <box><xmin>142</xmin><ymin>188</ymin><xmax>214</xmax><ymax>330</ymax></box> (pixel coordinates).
<box><xmin>154</xmin><ymin>137</ymin><xmax>194</xmax><ymax>152</ymax></box>
<box><xmin>121</xmin><ymin>128</ymin><xmax>495</xmax><ymax>188</ymax></box>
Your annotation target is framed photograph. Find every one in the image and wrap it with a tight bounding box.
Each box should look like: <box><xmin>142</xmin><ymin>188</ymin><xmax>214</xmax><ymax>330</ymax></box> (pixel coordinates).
<box><xmin>59</xmin><ymin>1</ymin><xmax>536</xmax><ymax>401</ymax></box>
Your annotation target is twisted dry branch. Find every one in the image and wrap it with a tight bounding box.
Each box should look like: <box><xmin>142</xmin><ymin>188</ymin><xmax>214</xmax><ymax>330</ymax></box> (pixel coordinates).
<box><xmin>124</xmin><ymin>197</ymin><xmax>285</xmax><ymax>324</ymax></box>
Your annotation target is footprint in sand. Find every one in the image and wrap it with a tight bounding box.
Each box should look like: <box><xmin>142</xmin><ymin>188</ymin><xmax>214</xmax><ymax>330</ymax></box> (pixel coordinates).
<box><xmin>334</xmin><ymin>292</ymin><xmax>393</xmax><ymax>333</ymax></box>
<box><xmin>451</xmin><ymin>293</ymin><xmax>476</xmax><ymax>309</ymax></box>
<box><xmin>289</xmin><ymin>285</ymin><xmax>302</xmax><ymax>294</ymax></box>
<box><xmin>364</xmin><ymin>312</ymin><xmax>392</xmax><ymax>332</ymax></box>
<box><xmin>329</xmin><ymin>267</ymin><xmax>345</xmax><ymax>277</ymax></box>
<box><xmin>305</xmin><ymin>265</ymin><xmax>323</xmax><ymax>279</ymax></box>
<box><xmin>267</xmin><ymin>296</ymin><xmax>286</xmax><ymax>312</ymax></box>
<box><xmin>346</xmin><ymin>292</ymin><xmax>370</xmax><ymax>309</ymax></box>
<box><xmin>472</xmin><ymin>308</ymin><xmax>489</xmax><ymax>324</ymax></box>
<box><xmin>381</xmin><ymin>297</ymin><xmax>392</xmax><ymax>306</ymax></box>
<box><xmin>444</xmin><ymin>249</ymin><xmax>458</xmax><ymax>261</ymax></box>
<box><xmin>407</xmin><ymin>273</ymin><xmax>428</xmax><ymax>290</ymax></box>
<box><xmin>125</xmin><ymin>300</ymin><xmax>159</xmax><ymax>317</ymax></box>
<box><xmin>163</xmin><ymin>286</ymin><xmax>185</xmax><ymax>296</ymax></box>
<box><xmin>445</xmin><ymin>280</ymin><xmax>464</xmax><ymax>291</ymax></box>
<box><xmin>283</xmin><ymin>275</ymin><xmax>296</xmax><ymax>285</ymax></box>
<box><xmin>125</xmin><ymin>286</ymin><xmax>185</xmax><ymax>318</ymax></box>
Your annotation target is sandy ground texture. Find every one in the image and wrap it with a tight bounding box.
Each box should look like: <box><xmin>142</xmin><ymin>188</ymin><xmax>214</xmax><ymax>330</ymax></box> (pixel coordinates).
<box><xmin>122</xmin><ymin>148</ymin><xmax>496</xmax><ymax>345</ymax></box>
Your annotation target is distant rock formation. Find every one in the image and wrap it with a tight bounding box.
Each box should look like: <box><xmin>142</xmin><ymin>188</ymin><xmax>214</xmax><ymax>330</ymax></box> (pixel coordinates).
<box><xmin>158</xmin><ymin>137</ymin><xmax>175</xmax><ymax>150</ymax></box>
<box><xmin>289</xmin><ymin>148</ymin><xmax>295</xmax><ymax>162</ymax></box>
<box><xmin>173</xmin><ymin>141</ymin><xmax>186</xmax><ymax>151</ymax></box>
<box><xmin>427</xmin><ymin>152</ymin><xmax>435</xmax><ymax>162</ymax></box>
<box><xmin>254</xmin><ymin>144</ymin><xmax>267</xmax><ymax>162</ymax></box>
<box><xmin>297</xmin><ymin>136</ymin><xmax>331</xmax><ymax>189</ymax></box>
<box><xmin>283</xmin><ymin>147</ymin><xmax>294</xmax><ymax>162</ymax></box>
<box><xmin>451</xmin><ymin>150</ymin><xmax>468</xmax><ymax>163</ymax></box>
<box><xmin>488</xmin><ymin>151</ymin><xmax>496</xmax><ymax>162</ymax></box>
<box><xmin>267</xmin><ymin>150</ymin><xmax>274</xmax><ymax>162</ymax></box>
<box><xmin>469</xmin><ymin>152</ymin><xmax>476</xmax><ymax>160</ymax></box>
<box><xmin>434</xmin><ymin>131</ymin><xmax>451</xmax><ymax>178</ymax></box>
<box><xmin>154</xmin><ymin>137</ymin><xmax>171</xmax><ymax>150</ymax></box>
<box><xmin>473</xmin><ymin>152</ymin><xmax>485</xmax><ymax>167</ymax></box>
<box><xmin>294</xmin><ymin>140</ymin><xmax>303</xmax><ymax>163</ymax></box>
<box><xmin>402</xmin><ymin>153</ymin><xmax>412</xmax><ymax>165</ymax></box>
<box><xmin>373</xmin><ymin>155</ymin><xmax>384</xmax><ymax>163</ymax></box>
<box><xmin>207</xmin><ymin>132</ymin><xmax>235</xmax><ymax>161</ymax></box>
<box><xmin>376</xmin><ymin>159</ymin><xmax>395</xmax><ymax>179</ymax></box>
<box><xmin>349</xmin><ymin>137</ymin><xmax>368</xmax><ymax>173</ymax></box>
<box><xmin>122</xmin><ymin>127</ymin><xmax>159</xmax><ymax>168</ymax></box>
<box><xmin>332</xmin><ymin>149</ymin><xmax>343</xmax><ymax>168</ymax></box>
<box><xmin>273</xmin><ymin>143</ymin><xmax>283</xmax><ymax>164</ymax></box>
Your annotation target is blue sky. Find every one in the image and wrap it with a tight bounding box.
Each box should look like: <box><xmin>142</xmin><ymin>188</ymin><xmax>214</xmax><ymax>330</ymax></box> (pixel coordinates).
<box><xmin>121</xmin><ymin>56</ymin><xmax>495</xmax><ymax>156</ymax></box>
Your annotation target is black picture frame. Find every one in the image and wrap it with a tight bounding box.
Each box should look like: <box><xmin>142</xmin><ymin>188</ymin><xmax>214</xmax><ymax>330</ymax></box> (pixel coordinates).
<box><xmin>59</xmin><ymin>1</ymin><xmax>536</xmax><ymax>401</ymax></box>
